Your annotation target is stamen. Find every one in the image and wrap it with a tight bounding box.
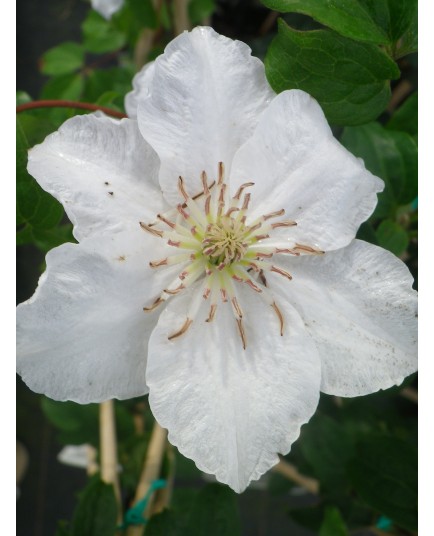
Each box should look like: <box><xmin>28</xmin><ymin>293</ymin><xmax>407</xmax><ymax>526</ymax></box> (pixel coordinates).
<box><xmin>178</xmin><ymin>176</ymin><xmax>189</xmax><ymax>201</ymax></box>
<box><xmin>233</xmin><ymin>182</ymin><xmax>254</xmax><ymax>201</ymax></box>
<box><xmin>218</xmin><ymin>162</ymin><xmax>225</xmax><ymax>185</ymax></box>
<box><xmin>140</xmin><ymin>222</ymin><xmax>163</xmax><ymax>237</ymax></box>
<box><xmin>163</xmin><ymin>285</ymin><xmax>185</xmax><ymax>295</ymax></box>
<box><xmin>271</xmin><ymin>220</ymin><xmax>297</xmax><ymax>229</ymax></box>
<box><xmin>236</xmin><ymin>318</ymin><xmax>247</xmax><ymax>350</ymax></box>
<box><xmin>242</xmin><ymin>193</ymin><xmax>251</xmax><ymax>211</ymax></box>
<box><xmin>206</xmin><ymin>304</ymin><xmax>217</xmax><ymax>322</ymax></box>
<box><xmin>168</xmin><ymin>318</ymin><xmax>193</xmax><ymax>340</ymax></box>
<box><xmin>231</xmin><ymin>297</ymin><xmax>243</xmax><ymax>319</ymax></box>
<box><xmin>157</xmin><ymin>214</ymin><xmax>176</xmax><ymax>229</ymax></box>
<box><xmin>143</xmin><ymin>297</ymin><xmax>165</xmax><ymax>312</ymax></box>
<box><xmin>201</xmin><ymin>171</ymin><xmax>210</xmax><ymax>195</ymax></box>
<box><xmin>271</xmin><ymin>302</ymin><xmax>284</xmax><ymax>336</ymax></box>
<box><xmin>293</xmin><ymin>243</ymin><xmax>325</xmax><ymax>255</ymax></box>
<box><xmin>270</xmin><ymin>266</ymin><xmax>293</xmax><ymax>280</ymax></box>
<box><xmin>263</xmin><ymin>209</ymin><xmax>285</xmax><ymax>221</ymax></box>
<box><xmin>149</xmin><ymin>258</ymin><xmax>168</xmax><ymax>268</ymax></box>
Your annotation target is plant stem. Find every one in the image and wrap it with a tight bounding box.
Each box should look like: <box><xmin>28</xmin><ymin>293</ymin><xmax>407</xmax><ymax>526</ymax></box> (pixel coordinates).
<box><xmin>173</xmin><ymin>0</ymin><xmax>190</xmax><ymax>35</ymax></box>
<box><xmin>100</xmin><ymin>400</ymin><xmax>122</xmax><ymax>521</ymax></box>
<box><xmin>126</xmin><ymin>422</ymin><xmax>167</xmax><ymax>536</ymax></box>
<box><xmin>16</xmin><ymin>100</ymin><xmax>127</xmax><ymax>119</ymax></box>
<box><xmin>272</xmin><ymin>458</ymin><xmax>319</xmax><ymax>494</ymax></box>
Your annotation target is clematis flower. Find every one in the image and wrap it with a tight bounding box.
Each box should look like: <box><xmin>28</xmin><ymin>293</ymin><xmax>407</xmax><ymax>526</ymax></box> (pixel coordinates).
<box><xmin>16</xmin><ymin>27</ymin><xmax>417</xmax><ymax>492</ymax></box>
<box><xmin>91</xmin><ymin>0</ymin><xmax>124</xmax><ymax>19</ymax></box>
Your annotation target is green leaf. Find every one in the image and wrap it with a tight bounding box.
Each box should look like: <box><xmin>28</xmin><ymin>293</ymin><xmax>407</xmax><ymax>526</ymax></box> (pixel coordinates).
<box><xmin>82</xmin><ymin>67</ymin><xmax>135</xmax><ymax>104</ymax></box>
<box><xmin>359</xmin><ymin>0</ymin><xmax>417</xmax><ymax>46</ymax></box>
<box><xmin>41</xmin><ymin>42</ymin><xmax>85</xmax><ymax>76</ymax></box>
<box><xmin>261</xmin><ymin>0</ymin><xmax>388</xmax><ymax>44</ymax></box>
<box><xmin>71</xmin><ymin>477</ymin><xmax>117</xmax><ymax>536</ymax></box>
<box><xmin>41</xmin><ymin>73</ymin><xmax>85</xmax><ymax>100</ymax></box>
<box><xmin>375</xmin><ymin>219</ymin><xmax>409</xmax><ymax>256</ymax></box>
<box><xmin>299</xmin><ymin>414</ymin><xmax>354</xmax><ymax>494</ymax></box>
<box><xmin>265</xmin><ymin>21</ymin><xmax>400</xmax><ymax>126</ymax></box>
<box><xmin>16</xmin><ymin>116</ymin><xmax>64</xmax><ymax>229</ymax></box>
<box><xmin>41</xmin><ymin>398</ymin><xmax>135</xmax><ymax>446</ymax></box>
<box><xmin>126</xmin><ymin>0</ymin><xmax>157</xmax><ymax>28</ymax></box>
<box><xmin>347</xmin><ymin>435</ymin><xmax>417</xmax><ymax>530</ymax></box>
<box><xmin>319</xmin><ymin>507</ymin><xmax>348</xmax><ymax>536</ymax></box>
<box><xmin>147</xmin><ymin>510</ymin><xmax>185</xmax><ymax>536</ymax></box>
<box><xmin>188</xmin><ymin>0</ymin><xmax>216</xmax><ymax>25</ymax></box>
<box><xmin>17</xmin><ymin>224</ymin><xmax>74</xmax><ymax>251</ymax></box>
<box><xmin>341</xmin><ymin>122</ymin><xmax>417</xmax><ymax>218</ymax></box>
<box><xmin>187</xmin><ymin>484</ymin><xmax>241</xmax><ymax>536</ymax></box>
<box><xmin>82</xmin><ymin>11</ymin><xmax>127</xmax><ymax>53</ymax></box>
<box><xmin>387</xmin><ymin>92</ymin><xmax>418</xmax><ymax>136</ymax></box>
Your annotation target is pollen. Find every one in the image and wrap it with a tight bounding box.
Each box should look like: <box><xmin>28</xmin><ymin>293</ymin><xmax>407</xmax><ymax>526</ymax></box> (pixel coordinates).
<box><xmin>141</xmin><ymin>162</ymin><xmax>323</xmax><ymax>348</ymax></box>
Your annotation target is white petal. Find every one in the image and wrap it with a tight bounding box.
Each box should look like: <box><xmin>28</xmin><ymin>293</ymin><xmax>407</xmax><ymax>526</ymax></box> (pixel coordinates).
<box><xmin>231</xmin><ymin>90</ymin><xmax>384</xmax><ymax>251</ymax></box>
<box><xmin>28</xmin><ymin>114</ymin><xmax>165</xmax><ymax>241</ymax></box>
<box><xmin>146</xmin><ymin>284</ymin><xmax>321</xmax><ymax>492</ymax></box>
<box><xmin>17</xmin><ymin>230</ymin><xmax>182</xmax><ymax>403</ymax></box>
<box><xmin>269</xmin><ymin>240</ymin><xmax>417</xmax><ymax>396</ymax></box>
<box><xmin>137</xmin><ymin>26</ymin><xmax>275</xmax><ymax>205</ymax></box>
<box><xmin>91</xmin><ymin>0</ymin><xmax>124</xmax><ymax>19</ymax></box>
<box><xmin>125</xmin><ymin>62</ymin><xmax>155</xmax><ymax>119</ymax></box>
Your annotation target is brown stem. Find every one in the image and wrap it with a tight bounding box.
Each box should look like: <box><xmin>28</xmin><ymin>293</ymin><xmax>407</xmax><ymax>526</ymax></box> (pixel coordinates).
<box><xmin>16</xmin><ymin>100</ymin><xmax>127</xmax><ymax>119</ymax></box>
<box><xmin>272</xmin><ymin>458</ymin><xmax>319</xmax><ymax>494</ymax></box>
<box><xmin>126</xmin><ymin>422</ymin><xmax>167</xmax><ymax>536</ymax></box>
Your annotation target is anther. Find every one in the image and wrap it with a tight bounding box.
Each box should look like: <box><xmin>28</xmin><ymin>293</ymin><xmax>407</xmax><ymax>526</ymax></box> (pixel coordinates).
<box><xmin>140</xmin><ymin>222</ymin><xmax>163</xmax><ymax>237</ymax></box>
<box><xmin>206</xmin><ymin>304</ymin><xmax>217</xmax><ymax>322</ymax></box>
<box><xmin>218</xmin><ymin>162</ymin><xmax>225</xmax><ymax>185</ymax></box>
<box><xmin>201</xmin><ymin>171</ymin><xmax>209</xmax><ymax>195</ymax></box>
<box><xmin>149</xmin><ymin>258</ymin><xmax>168</xmax><ymax>268</ymax></box>
<box><xmin>271</xmin><ymin>302</ymin><xmax>284</xmax><ymax>336</ymax></box>
<box><xmin>234</xmin><ymin>182</ymin><xmax>254</xmax><ymax>201</ymax></box>
<box><xmin>263</xmin><ymin>209</ymin><xmax>285</xmax><ymax>221</ymax></box>
<box><xmin>168</xmin><ymin>318</ymin><xmax>193</xmax><ymax>340</ymax></box>
<box><xmin>236</xmin><ymin>318</ymin><xmax>247</xmax><ymax>350</ymax></box>
<box><xmin>225</xmin><ymin>207</ymin><xmax>240</xmax><ymax>217</ymax></box>
<box><xmin>178</xmin><ymin>176</ymin><xmax>189</xmax><ymax>201</ymax></box>
<box><xmin>157</xmin><ymin>214</ymin><xmax>176</xmax><ymax>228</ymax></box>
<box><xmin>294</xmin><ymin>243</ymin><xmax>325</xmax><ymax>255</ymax></box>
<box><xmin>270</xmin><ymin>266</ymin><xmax>293</xmax><ymax>280</ymax></box>
<box><xmin>167</xmin><ymin>239</ymin><xmax>181</xmax><ymax>247</ymax></box>
<box><xmin>143</xmin><ymin>297</ymin><xmax>165</xmax><ymax>312</ymax></box>
<box><xmin>242</xmin><ymin>193</ymin><xmax>251</xmax><ymax>211</ymax></box>
<box><xmin>231</xmin><ymin>297</ymin><xmax>243</xmax><ymax>319</ymax></box>
<box><xmin>271</xmin><ymin>220</ymin><xmax>297</xmax><ymax>229</ymax></box>
<box><xmin>163</xmin><ymin>285</ymin><xmax>185</xmax><ymax>295</ymax></box>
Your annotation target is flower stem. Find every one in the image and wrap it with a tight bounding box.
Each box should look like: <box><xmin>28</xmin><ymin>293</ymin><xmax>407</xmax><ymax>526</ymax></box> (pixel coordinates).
<box><xmin>126</xmin><ymin>422</ymin><xmax>167</xmax><ymax>536</ymax></box>
<box><xmin>272</xmin><ymin>458</ymin><xmax>319</xmax><ymax>494</ymax></box>
<box><xmin>99</xmin><ymin>400</ymin><xmax>122</xmax><ymax>521</ymax></box>
<box><xmin>16</xmin><ymin>100</ymin><xmax>127</xmax><ymax>119</ymax></box>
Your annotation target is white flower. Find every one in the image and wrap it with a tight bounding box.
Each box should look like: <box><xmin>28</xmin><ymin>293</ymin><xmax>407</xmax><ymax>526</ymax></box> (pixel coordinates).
<box><xmin>91</xmin><ymin>0</ymin><xmax>124</xmax><ymax>19</ymax></box>
<box><xmin>16</xmin><ymin>27</ymin><xmax>417</xmax><ymax>493</ymax></box>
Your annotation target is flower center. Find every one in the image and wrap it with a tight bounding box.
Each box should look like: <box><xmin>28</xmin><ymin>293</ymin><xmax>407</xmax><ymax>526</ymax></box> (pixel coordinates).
<box><xmin>140</xmin><ymin>162</ymin><xmax>323</xmax><ymax>348</ymax></box>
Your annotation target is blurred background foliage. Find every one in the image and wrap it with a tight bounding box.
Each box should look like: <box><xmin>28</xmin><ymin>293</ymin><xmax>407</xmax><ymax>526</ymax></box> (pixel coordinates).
<box><xmin>17</xmin><ymin>0</ymin><xmax>417</xmax><ymax>534</ymax></box>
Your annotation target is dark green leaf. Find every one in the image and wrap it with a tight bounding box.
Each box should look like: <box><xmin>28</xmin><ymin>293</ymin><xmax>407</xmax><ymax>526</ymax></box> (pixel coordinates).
<box><xmin>319</xmin><ymin>507</ymin><xmax>348</xmax><ymax>536</ymax></box>
<box><xmin>42</xmin><ymin>398</ymin><xmax>135</xmax><ymax>446</ymax></box>
<box><xmin>82</xmin><ymin>11</ymin><xmax>127</xmax><ymax>53</ymax></box>
<box><xmin>16</xmin><ymin>116</ymin><xmax>64</xmax><ymax>229</ymax></box>
<box><xmin>341</xmin><ymin>122</ymin><xmax>417</xmax><ymax>218</ymax></box>
<box><xmin>71</xmin><ymin>477</ymin><xmax>117</xmax><ymax>536</ymax></box>
<box><xmin>188</xmin><ymin>0</ymin><xmax>216</xmax><ymax>25</ymax></box>
<box><xmin>347</xmin><ymin>435</ymin><xmax>417</xmax><ymax>530</ymax></box>
<box><xmin>147</xmin><ymin>510</ymin><xmax>185</xmax><ymax>536</ymax></box>
<box><xmin>55</xmin><ymin>521</ymin><xmax>72</xmax><ymax>536</ymax></box>
<box><xmin>126</xmin><ymin>0</ymin><xmax>157</xmax><ymax>28</ymax></box>
<box><xmin>42</xmin><ymin>398</ymin><xmax>100</xmax><ymax>446</ymax></box>
<box><xmin>265</xmin><ymin>21</ymin><xmax>400</xmax><ymax>126</ymax></box>
<box><xmin>375</xmin><ymin>219</ymin><xmax>409</xmax><ymax>256</ymax></box>
<box><xmin>83</xmin><ymin>66</ymin><xmax>135</xmax><ymax>104</ymax></box>
<box><xmin>359</xmin><ymin>0</ymin><xmax>417</xmax><ymax>45</ymax></box>
<box><xmin>387</xmin><ymin>92</ymin><xmax>417</xmax><ymax>136</ymax></box>
<box><xmin>41</xmin><ymin>73</ymin><xmax>84</xmax><ymax>100</ymax></box>
<box><xmin>300</xmin><ymin>414</ymin><xmax>354</xmax><ymax>494</ymax></box>
<box><xmin>41</xmin><ymin>42</ymin><xmax>85</xmax><ymax>76</ymax></box>
<box><xmin>17</xmin><ymin>224</ymin><xmax>74</xmax><ymax>251</ymax></box>
<box><xmin>261</xmin><ymin>0</ymin><xmax>388</xmax><ymax>44</ymax></box>
<box><xmin>187</xmin><ymin>484</ymin><xmax>241</xmax><ymax>536</ymax></box>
